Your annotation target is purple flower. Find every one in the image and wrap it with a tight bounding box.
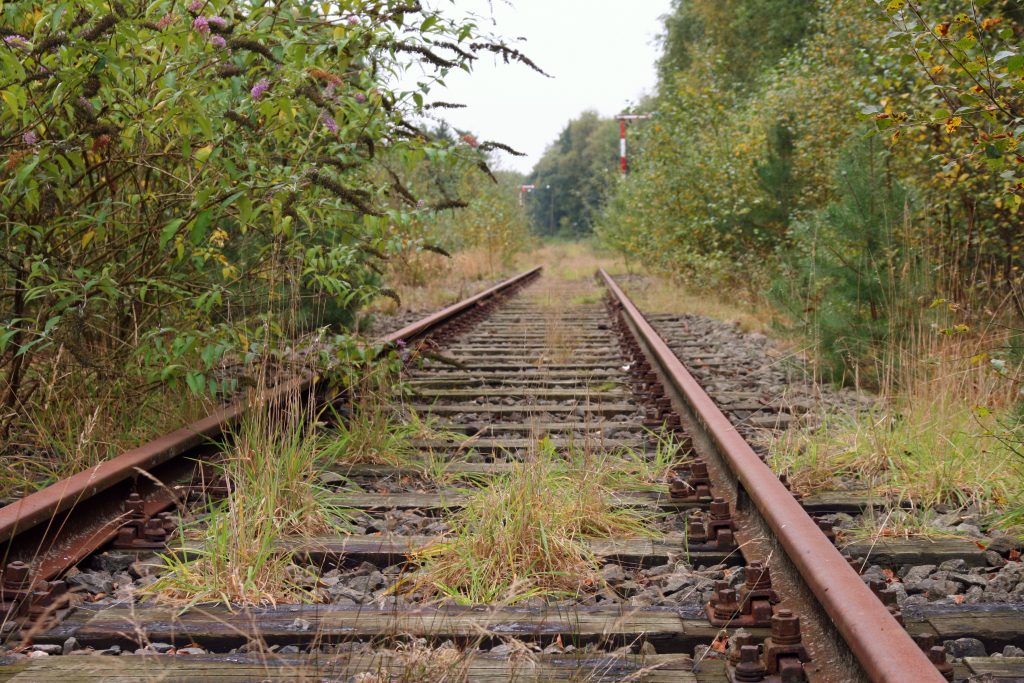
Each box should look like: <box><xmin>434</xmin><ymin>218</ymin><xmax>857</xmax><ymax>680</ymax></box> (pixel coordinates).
<box><xmin>210</xmin><ymin>34</ymin><xmax>226</xmax><ymax>49</ymax></box>
<box><xmin>208</xmin><ymin>16</ymin><xmax>227</xmax><ymax>29</ymax></box>
<box><xmin>321</xmin><ymin>111</ymin><xmax>338</xmax><ymax>133</ymax></box>
<box><xmin>192</xmin><ymin>15</ymin><xmax>209</xmax><ymax>33</ymax></box>
<box><xmin>396</xmin><ymin>339</ymin><xmax>406</xmax><ymax>348</ymax></box>
<box><xmin>22</xmin><ymin>131</ymin><xmax>38</xmax><ymax>146</ymax></box>
<box><xmin>187</xmin><ymin>0</ymin><xmax>203</xmax><ymax>12</ymax></box>
<box><xmin>347</xmin><ymin>15</ymin><xmax>359</xmax><ymax>26</ymax></box>
<box><xmin>3</xmin><ymin>34</ymin><xmax>29</xmax><ymax>50</ymax></box>
<box><xmin>416</xmin><ymin>199</ymin><xmax>426</xmax><ymax>209</ymax></box>
<box><xmin>155</xmin><ymin>13</ymin><xmax>175</xmax><ymax>29</ymax></box>
<box><xmin>354</xmin><ymin>92</ymin><xmax>366</xmax><ymax>103</ymax></box>
<box><xmin>250</xmin><ymin>78</ymin><xmax>270</xmax><ymax>100</ymax></box>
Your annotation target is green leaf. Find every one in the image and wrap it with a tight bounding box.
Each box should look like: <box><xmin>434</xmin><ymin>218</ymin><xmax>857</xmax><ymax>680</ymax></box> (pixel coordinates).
<box><xmin>160</xmin><ymin>219</ymin><xmax>184</xmax><ymax>250</ymax></box>
<box><xmin>185</xmin><ymin>371</ymin><xmax>205</xmax><ymax>396</ymax></box>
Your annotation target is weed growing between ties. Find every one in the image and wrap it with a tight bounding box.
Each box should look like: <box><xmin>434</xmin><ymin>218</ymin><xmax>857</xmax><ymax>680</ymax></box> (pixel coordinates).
<box><xmin>841</xmin><ymin>507</ymin><xmax>971</xmax><ymax>542</ymax></box>
<box><xmin>594</xmin><ymin>429</ymin><xmax>691</xmax><ymax>491</ymax></box>
<box><xmin>150</xmin><ymin>404</ymin><xmax>345</xmax><ymax>607</ymax></box>
<box><xmin>406</xmin><ymin>438</ymin><xmax>661</xmax><ymax>604</ymax></box>
<box><xmin>321</xmin><ymin>403</ymin><xmax>445</xmax><ymax>467</ymax></box>
<box><xmin>318</xmin><ymin>346</ymin><xmax>465</xmax><ymax>469</ymax></box>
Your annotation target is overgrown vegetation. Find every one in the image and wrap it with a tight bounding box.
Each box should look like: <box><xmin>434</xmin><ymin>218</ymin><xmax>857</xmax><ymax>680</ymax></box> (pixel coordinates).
<box><xmin>151</xmin><ymin>402</ymin><xmax>343</xmax><ymax>606</ymax></box>
<box><xmin>0</xmin><ymin>0</ymin><xmax>537</xmax><ymax>492</ymax></box>
<box><xmin>596</xmin><ymin>0</ymin><xmax>1024</xmax><ymax>529</ymax></box>
<box><xmin>406</xmin><ymin>438</ymin><xmax>667</xmax><ymax>604</ymax></box>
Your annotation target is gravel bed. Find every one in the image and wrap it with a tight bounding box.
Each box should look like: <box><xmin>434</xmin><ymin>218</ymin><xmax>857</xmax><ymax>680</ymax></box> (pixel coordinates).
<box><xmin>645</xmin><ymin>312</ymin><xmax>873</xmax><ymax>452</ymax></box>
<box><xmin>7</xmin><ymin>634</ymin><xmax>689</xmax><ymax>660</ymax></box>
<box><xmin>301</xmin><ymin>558</ymin><xmax>722</xmax><ymax>610</ymax></box>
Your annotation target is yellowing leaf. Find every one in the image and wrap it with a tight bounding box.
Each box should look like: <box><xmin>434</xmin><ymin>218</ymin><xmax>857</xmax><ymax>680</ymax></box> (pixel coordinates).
<box><xmin>194</xmin><ymin>144</ymin><xmax>213</xmax><ymax>163</ymax></box>
<box><xmin>81</xmin><ymin>229</ymin><xmax>95</xmax><ymax>248</ymax></box>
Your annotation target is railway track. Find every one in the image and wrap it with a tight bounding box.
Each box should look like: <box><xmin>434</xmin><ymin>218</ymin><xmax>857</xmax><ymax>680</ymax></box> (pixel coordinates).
<box><xmin>0</xmin><ymin>267</ymin><xmax>1021</xmax><ymax>682</ymax></box>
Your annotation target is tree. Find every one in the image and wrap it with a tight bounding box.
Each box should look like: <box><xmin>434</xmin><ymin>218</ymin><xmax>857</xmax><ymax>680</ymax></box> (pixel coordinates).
<box><xmin>526</xmin><ymin>111</ymin><xmax>619</xmax><ymax>237</ymax></box>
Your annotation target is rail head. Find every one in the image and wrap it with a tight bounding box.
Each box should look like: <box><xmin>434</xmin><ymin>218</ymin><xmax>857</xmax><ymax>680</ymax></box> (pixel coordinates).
<box><xmin>0</xmin><ymin>266</ymin><xmax>541</xmax><ymax>548</ymax></box>
<box><xmin>382</xmin><ymin>266</ymin><xmax>542</xmax><ymax>346</ymax></box>
<box><xmin>598</xmin><ymin>268</ymin><xmax>943</xmax><ymax>683</ymax></box>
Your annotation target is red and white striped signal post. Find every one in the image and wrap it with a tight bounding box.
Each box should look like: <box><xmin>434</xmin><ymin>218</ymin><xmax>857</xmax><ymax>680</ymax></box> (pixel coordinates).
<box><xmin>615</xmin><ymin>113</ymin><xmax>653</xmax><ymax>176</ymax></box>
<box><xmin>517</xmin><ymin>184</ymin><xmax>535</xmax><ymax>206</ymax></box>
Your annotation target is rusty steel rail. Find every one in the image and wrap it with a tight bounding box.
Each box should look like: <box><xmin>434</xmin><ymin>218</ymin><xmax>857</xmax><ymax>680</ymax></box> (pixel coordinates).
<box><xmin>0</xmin><ymin>266</ymin><xmax>541</xmax><ymax>581</ymax></box>
<box><xmin>598</xmin><ymin>269</ymin><xmax>943</xmax><ymax>683</ymax></box>
<box><xmin>382</xmin><ymin>265</ymin><xmax>541</xmax><ymax>346</ymax></box>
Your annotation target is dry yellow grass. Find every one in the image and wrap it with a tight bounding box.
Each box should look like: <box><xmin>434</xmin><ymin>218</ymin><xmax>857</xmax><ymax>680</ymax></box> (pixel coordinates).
<box><xmin>769</xmin><ymin>323</ymin><xmax>1024</xmax><ymax>531</ymax></box>
<box><xmin>513</xmin><ymin>241</ymin><xmax>772</xmax><ymax>332</ymax></box>
<box><xmin>617</xmin><ymin>274</ymin><xmax>773</xmax><ymax>333</ymax></box>
<box><xmin>368</xmin><ymin>247</ymin><xmax>519</xmax><ymax>318</ymax></box>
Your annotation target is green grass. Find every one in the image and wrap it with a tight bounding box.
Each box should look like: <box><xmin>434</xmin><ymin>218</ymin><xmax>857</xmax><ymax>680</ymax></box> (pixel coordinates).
<box><xmin>319</xmin><ymin>402</ymin><xmax>464</xmax><ymax>468</ymax></box>
<box><xmin>149</xmin><ymin>406</ymin><xmax>346</xmax><ymax>607</ymax></box>
<box><xmin>770</xmin><ymin>403</ymin><xmax>1023</xmax><ymax>533</ymax></box>
<box><xmin>403</xmin><ymin>437</ymin><xmax>666</xmax><ymax>604</ymax></box>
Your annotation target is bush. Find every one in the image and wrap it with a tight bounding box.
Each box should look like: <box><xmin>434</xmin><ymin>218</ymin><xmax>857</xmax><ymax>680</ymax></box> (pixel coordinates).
<box><xmin>0</xmin><ymin>0</ymin><xmax>537</xmax><ymax>459</ymax></box>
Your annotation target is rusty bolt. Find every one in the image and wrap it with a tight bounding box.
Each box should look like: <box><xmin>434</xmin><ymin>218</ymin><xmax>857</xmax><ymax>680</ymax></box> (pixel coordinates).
<box><xmin>3</xmin><ymin>561</ymin><xmax>32</xmax><ymax>590</ymax></box>
<box><xmin>687</xmin><ymin>512</ymin><xmax>707</xmax><ymax>544</ymax></box>
<box><xmin>778</xmin><ymin>656</ymin><xmax>807</xmax><ymax>683</ymax></box>
<box><xmin>158</xmin><ymin>511</ymin><xmax>177</xmax><ymax>533</ymax></box>
<box><xmin>712</xmin><ymin>584</ymin><xmax>740</xmax><ymax>621</ymax></box>
<box><xmin>716</xmin><ymin>527</ymin><xmax>736</xmax><ymax>548</ymax></box>
<box><xmin>927</xmin><ymin>646</ymin><xmax>954</xmax><ymax>681</ymax></box>
<box><xmin>729</xmin><ymin>630</ymin><xmax>755</xmax><ymax>664</ymax></box>
<box><xmin>125</xmin><ymin>492</ymin><xmax>146</xmax><ymax>518</ymax></box>
<box><xmin>710</xmin><ymin>497</ymin><xmax>731</xmax><ymax>521</ymax></box>
<box><xmin>142</xmin><ymin>517</ymin><xmax>168</xmax><ymax>543</ymax></box>
<box><xmin>734</xmin><ymin>644</ymin><xmax>767</xmax><ymax>681</ymax></box>
<box><xmin>690</xmin><ymin>459</ymin><xmax>709</xmax><ymax>479</ymax></box>
<box><xmin>868</xmin><ymin>579</ymin><xmax>891</xmax><ymax>602</ymax></box>
<box><xmin>745</xmin><ymin>561</ymin><xmax>772</xmax><ymax>591</ymax></box>
<box><xmin>771</xmin><ymin>609</ymin><xmax>802</xmax><ymax>646</ymax></box>
<box><xmin>914</xmin><ymin>634</ymin><xmax>936</xmax><ymax>651</ymax></box>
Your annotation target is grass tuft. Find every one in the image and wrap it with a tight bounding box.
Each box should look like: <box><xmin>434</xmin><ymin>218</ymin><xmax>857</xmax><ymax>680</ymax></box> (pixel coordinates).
<box><xmin>771</xmin><ymin>402</ymin><xmax>1023</xmax><ymax>532</ymax></box>
<box><xmin>149</xmin><ymin>406</ymin><xmax>344</xmax><ymax>607</ymax></box>
<box><xmin>405</xmin><ymin>438</ymin><xmax>662</xmax><ymax>604</ymax></box>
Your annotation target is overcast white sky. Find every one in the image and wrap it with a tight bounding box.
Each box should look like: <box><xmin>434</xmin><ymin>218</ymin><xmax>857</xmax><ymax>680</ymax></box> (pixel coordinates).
<box><xmin>417</xmin><ymin>0</ymin><xmax>672</xmax><ymax>174</ymax></box>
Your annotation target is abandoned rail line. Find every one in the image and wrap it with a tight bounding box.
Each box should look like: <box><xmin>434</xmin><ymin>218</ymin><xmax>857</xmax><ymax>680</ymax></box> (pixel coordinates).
<box><xmin>0</xmin><ymin>267</ymin><xmax>1020</xmax><ymax>682</ymax></box>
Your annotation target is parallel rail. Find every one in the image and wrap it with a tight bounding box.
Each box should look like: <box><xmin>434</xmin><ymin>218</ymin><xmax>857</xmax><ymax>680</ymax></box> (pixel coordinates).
<box><xmin>0</xmin><ymin>265</ymin><xmax>975</xmax><ymax>682</ymax></box>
